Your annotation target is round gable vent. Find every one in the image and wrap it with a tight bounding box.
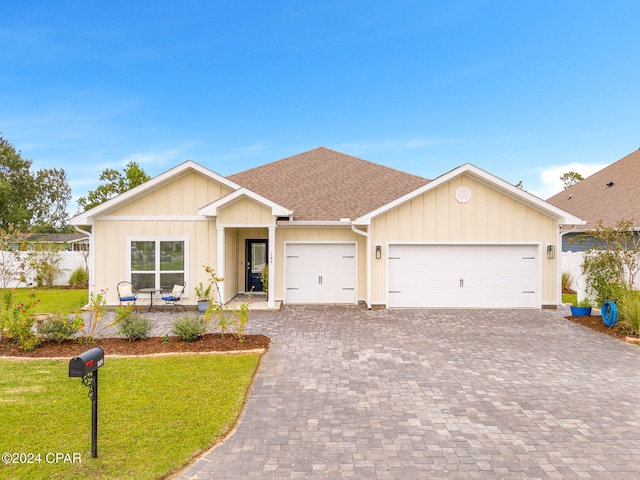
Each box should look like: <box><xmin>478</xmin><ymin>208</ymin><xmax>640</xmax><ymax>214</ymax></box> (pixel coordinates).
<box><xmin>455</xmin><ymin>186</ymin><xmax>472</xmax><ymax>204</ymax></box>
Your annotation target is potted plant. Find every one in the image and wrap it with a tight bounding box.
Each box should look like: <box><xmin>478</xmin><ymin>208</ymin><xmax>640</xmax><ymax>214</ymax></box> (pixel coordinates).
<box><xmin>570</xmin><ymin>298</ymin><xmax>592</xmax><ymax>316</ymax></box>
<box><xmin>260</xmin><ymin>265</ymin><xmax>269</xmax><ymax>300</ymax></box>
<box><xmin>194</xmin><ymin>281</ymin><xmax>213</xmax><ymax>312</ymax></box>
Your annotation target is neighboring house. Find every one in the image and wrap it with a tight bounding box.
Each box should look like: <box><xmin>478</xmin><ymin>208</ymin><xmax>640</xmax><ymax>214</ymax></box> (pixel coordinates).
<box><xmin>70</xmin><ymin>147</ymin><xmax>582</xmax><ymax>309</ymax></box>
<box><xmin>547</xmin><ymin>148</ymin><xmax>640</xmax><ymax>251</ymax></box>
<box><xmin>11</xmin><ymin>233</ymin><xmax>89</xmax><ymax>252</ymax></box>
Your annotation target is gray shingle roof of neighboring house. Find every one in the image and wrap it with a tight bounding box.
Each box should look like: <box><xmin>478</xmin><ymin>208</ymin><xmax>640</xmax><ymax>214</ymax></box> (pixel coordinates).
<box><xmin>546</xmin><ymin>148</ymin><xmax>640</xmax><ymax>230</ymax></box>
<box><xmin>228</xmin><ymin>147</ymin><xmax>431</xmax><ymax>221</ymax></box>
<box><xmin>25</xmin><ymin>233</ymin><xmax>88</xmax><ymax>243</ymax></box>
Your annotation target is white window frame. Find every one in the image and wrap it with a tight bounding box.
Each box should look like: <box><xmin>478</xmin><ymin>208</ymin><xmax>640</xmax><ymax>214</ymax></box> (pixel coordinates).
<box><xmin>126</xmin><ymin>236</ymin><xmax>189</xmax><ymax>295</ymax></box>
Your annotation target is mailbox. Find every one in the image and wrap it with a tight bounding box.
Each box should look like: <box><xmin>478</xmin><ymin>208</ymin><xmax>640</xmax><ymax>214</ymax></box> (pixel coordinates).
<box><xmin>69</xmin><ymin>347</ymin><xmax>104</xmax><ymax>378</ymax></box>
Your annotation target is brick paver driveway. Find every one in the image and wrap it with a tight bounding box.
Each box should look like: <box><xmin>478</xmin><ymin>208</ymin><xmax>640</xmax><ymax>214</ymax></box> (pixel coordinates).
<box><xmin>175</xmin><ymin>306</ymin><xmax>640</xmax><ymax>479</ymax></box>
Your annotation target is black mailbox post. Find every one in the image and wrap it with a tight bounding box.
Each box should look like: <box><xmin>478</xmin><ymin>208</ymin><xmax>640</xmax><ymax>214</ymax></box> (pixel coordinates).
<box><xmin>69</xmin><ymin>347</ymin><xmax>104</xmax><ymax>458</ymax></box>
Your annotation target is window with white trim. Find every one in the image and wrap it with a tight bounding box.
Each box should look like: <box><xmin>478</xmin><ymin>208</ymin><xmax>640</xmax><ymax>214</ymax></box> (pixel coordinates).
<box><xmin>128</xmin><ymin>238</ymin><xmax>187</xmax><ymax>292</ymax></box>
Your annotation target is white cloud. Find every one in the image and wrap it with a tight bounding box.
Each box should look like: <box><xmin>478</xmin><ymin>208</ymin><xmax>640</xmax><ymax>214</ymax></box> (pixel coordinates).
<box><xmin>529</xmin><ymin>162</ymin><xmax>609</xmax><ymax>199</ymax></box>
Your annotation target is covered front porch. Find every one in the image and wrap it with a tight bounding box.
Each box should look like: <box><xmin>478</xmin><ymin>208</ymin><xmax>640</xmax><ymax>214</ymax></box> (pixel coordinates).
<box><xmin>198</xmin><ymin>187</ymin><xmax>292</xmax><ymax>311</ymax></box>
<box><xmin>216</xmin><ymin>226</ymin><xmax>276</xmax><ymax>309</ymax></box>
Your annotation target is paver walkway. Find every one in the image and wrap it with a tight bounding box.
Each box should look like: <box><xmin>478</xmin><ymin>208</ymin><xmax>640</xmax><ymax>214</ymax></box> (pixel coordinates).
<box><xmin>171</xmin><ymin>305</ymin><xmax>640</xmax><ymax>479</ymax></box>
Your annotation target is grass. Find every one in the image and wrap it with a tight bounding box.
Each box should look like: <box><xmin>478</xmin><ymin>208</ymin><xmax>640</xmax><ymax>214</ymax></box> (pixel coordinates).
<box><xmin>562</xmin><ymin>293</ymin><xmax>577</xmax><ymax>305</ymax></box>
<box><xmin>0</xmin><ymin>354</ymin><xmax>260</xmax><ymax>479</ymax></box>
<box><xmin>5</xmin><ymin>288</ymin><xmax>87</xmax><ymax>314</ymax></box>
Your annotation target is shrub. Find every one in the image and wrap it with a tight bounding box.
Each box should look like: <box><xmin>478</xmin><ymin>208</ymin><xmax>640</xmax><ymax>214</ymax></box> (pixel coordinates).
<box><xmin>172</xmin><ymin>315</ymin><xmax>207</xmax><ymax>342</ymax></box>
<box><xmin>81</xmin><ymin>288</ymin><xmax>112</xmax><ymax>343</ymax></box>
<box><xmin>232</xmin><ymin>301</ymin><xmax>250</xmax><ymax>342</ymax></box>
<box><xmin>4</xmin><ymin>291</ymin><xmax>41</xmax><ymax>351</ymax></box>
<box><xmin>582</xmin><ymin>250</ymin><xmax>628</xmax><ymax>305</ymax></box>
<box><xmin>69</xmin><ymin>267</ymin><xmax>89</xmax><ymax>289</ymax></box>
<box><xmin>116</xmin><ymin>311</ymin><xmax>152</xmax><ymax>341</ymax></box>
<box><xmin>204</xmin><ymin>299</ymin><xmax>251</xmax><ymax>340</ymax></box>
<box><xmin>39</xmin><ymin>313</ymin><xmax>84</xmax><ymax>343</ymax></box>
<box><xmin>30</xmin><ymin>245</ymin><xmax>65</xmax><ymax>288</ymax></box>
<box><xmin>579</xmin><ymin>220</ymin><xmax>640</xmax><ymax>306</ymax></box>
<box><xmin>619</xmin><ymin>290</ymin><xmax>640</xmax><ymax>336</ymax></box>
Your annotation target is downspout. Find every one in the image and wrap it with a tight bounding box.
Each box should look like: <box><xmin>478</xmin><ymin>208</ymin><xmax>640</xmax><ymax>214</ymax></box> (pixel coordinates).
<box><xmin>350</xmin><ymin>223</ymin><xmax>371</xmax><ymax>309</ymax></box>
<box><xmin>74</xmin><ymin>226</ymin><xmax>94</xmax><ymax>308</ymax></box>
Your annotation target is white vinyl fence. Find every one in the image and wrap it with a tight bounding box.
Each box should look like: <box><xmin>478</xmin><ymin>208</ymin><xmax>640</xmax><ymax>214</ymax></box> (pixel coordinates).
<box><xmin>1</xmin><ymin>251</ymin><xmax>88</xmax><ymax>288</ymax></box>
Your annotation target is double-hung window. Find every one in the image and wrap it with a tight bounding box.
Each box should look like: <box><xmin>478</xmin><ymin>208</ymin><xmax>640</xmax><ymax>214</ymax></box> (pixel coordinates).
<box><xmin>128</xmin><ymin>237</ymin><xmax>187</xmax><ymax>292</ymax></box>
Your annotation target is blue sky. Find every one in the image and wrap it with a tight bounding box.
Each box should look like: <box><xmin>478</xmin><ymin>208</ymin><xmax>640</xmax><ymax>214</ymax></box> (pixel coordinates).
<box><xmin>1</xmin><ymin>1</ymin><xmax>639</xmax><ymax>212</ymax></box>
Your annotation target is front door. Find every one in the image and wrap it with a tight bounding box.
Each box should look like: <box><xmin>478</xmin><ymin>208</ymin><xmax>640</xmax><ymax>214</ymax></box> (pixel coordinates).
<box><xmin>246</xmin><ymin>239</ymin><xmax>268</xmax><ymax>292</ymax></box>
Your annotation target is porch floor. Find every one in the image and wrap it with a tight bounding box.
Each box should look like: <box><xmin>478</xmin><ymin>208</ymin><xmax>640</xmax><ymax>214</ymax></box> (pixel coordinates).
<box><xmin>225</xmin><ymin>293</ymin><xmax>281</xmax><ymax>312</ymax></box>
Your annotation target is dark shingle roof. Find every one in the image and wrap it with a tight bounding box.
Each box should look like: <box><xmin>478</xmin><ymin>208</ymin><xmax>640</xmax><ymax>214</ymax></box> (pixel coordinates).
<box><xmin>228</xmin><ymin>147</ymin><xmax>430</xmax><ymax>221</ymax></box>
<box><xmin>546</xmin><ymin>148</ymin><xmax>640</xmax><ymax>229</ymax></box>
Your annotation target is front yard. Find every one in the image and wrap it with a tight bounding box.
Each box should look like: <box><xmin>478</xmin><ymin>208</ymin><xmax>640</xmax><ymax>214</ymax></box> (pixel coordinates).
<box><xmin>0</xmin><ymin>354</ymin><xmax>260</xmax><ymax>479</ymax></box>
<box><xmin>0</xmin><ymin>287</ymin><xmax>263</xmax><ymax>479</ymax></box>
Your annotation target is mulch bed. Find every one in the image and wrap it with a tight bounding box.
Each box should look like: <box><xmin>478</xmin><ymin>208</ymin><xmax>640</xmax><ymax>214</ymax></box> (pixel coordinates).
<box><xmin>565</xmin><ymin>314</ymin><xmax>632</xmax><ymax>341</ymax></box>
<box><xmin>0</xmin><ymin>334</ymin><xmax>270</xmax><ymax>358</ymax></box>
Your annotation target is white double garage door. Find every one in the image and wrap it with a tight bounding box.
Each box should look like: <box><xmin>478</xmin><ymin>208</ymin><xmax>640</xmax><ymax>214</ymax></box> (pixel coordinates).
<box><xmin>284</xmin><ymin>242</ymin><xmax>540</xmax><ymax>308</ymax></box>
<box><xmin>388</xmin><ymin>244</ymin><xmax>540</xmax><ymax>308</ymax></box>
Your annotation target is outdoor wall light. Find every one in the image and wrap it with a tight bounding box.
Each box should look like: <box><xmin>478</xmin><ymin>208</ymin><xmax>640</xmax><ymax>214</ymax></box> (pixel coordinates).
<box><xmin>546</xmin><ymin>244</ymin><xmax>556</xmax><ymax>259</ymax></box>
<box><xmin>375</xmin><ymin>245</ymin><xmax>382</xmax><ymax>260</ymax></box>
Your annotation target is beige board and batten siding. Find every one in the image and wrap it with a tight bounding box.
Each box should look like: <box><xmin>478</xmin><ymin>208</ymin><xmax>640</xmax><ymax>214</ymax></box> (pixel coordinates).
<box><xmin>217</xmin><ymin>197</ymin><xmax>276</xmax><ymax>226</ymax></box>
<box><xmin>275</xmin><ymin>226</ymin><xmax>366</xmax><ymax>303</ymax></box>
<box><xmin>370</xmin><ymin>174</ymin><xmax>559</xmax><ymax>306</ymax></box>
<box><xmin>92</xmin><ymin>172</ymin><xmax>233</xmax><ymax>305</ymax></box>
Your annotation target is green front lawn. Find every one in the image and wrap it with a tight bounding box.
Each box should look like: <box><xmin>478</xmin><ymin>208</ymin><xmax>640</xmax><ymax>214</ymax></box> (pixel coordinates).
<box><xmin>5</xmin><ymin>288</ymin><xmax>87</xmax><ymax>314</ymax></box>
<box><xmin>0</xmin><ymin>354</ymin><xmax>259</xmax><ymax>479</ymax></box>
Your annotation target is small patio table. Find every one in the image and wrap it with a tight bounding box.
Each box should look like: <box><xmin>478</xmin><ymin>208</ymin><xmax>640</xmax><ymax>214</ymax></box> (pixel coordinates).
<box><xmin>139</xmin><ymin>288</ymin><xmax>163</xmax><ymax>311</ymax></box>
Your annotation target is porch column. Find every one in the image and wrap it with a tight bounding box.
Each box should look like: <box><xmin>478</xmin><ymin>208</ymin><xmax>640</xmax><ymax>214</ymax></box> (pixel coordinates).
<box><xmin>217</xmin><ymin>226</ymin><xmax>225</xmax><ymax>304</ymax></box>
<box><xmin>268</xmin><ymin>225</ymin><xmax>276</xmax><ymax>309</ymax></box>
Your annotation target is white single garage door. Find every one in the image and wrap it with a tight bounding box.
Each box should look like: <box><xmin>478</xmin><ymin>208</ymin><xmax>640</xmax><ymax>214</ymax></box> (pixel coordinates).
<box><xmin>285</xmin><ymin>243</ymin><xmax>357</xmax><ymax>304</ymax></box>
<box><xmin>388</xmin><ymin>244</ymin><xmax>539</xmax><ymax>308</ymax></box>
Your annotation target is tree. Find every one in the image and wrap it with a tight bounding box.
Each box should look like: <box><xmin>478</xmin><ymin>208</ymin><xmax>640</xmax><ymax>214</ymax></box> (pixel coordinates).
<box><xmin>31</xmin><ymin>168</ymin><xmax>72</xmax><ymax>233</ymax></box>
<box><xmin>0</xmin><ymin>134</ymin><xmax>72</xmax><ymax>232</ymax></box>
<box><xmin>560</xmin><ymin>171</ymin><xmax>583</xmax><ymax>189</ymax></box>
<box><xmin>78</xmin><ymin>161</ymin><xmax>151</xmax><ymax>211</ymax></box>
<box><xmin>0</xmin><ymin>136</ymin><xmax>37</xmax><ymax>231</ymax></box>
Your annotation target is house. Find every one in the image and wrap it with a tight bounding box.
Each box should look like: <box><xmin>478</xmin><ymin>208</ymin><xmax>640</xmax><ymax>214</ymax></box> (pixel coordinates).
<box><xmin>28</xmin><ymin>233</ymin><xmax>90</xmax><ymax>252</ymax></box>
<box><xmin>10</xmin><ymin>233</ymin><xmax>89</xmax><ymax>252</ymax></box>
<box><xmin>547</xmin><ymin>148</ymin><xmax>640</xmax><ymax>251</ymax></box>
<box><xmin>70</xmin><ymin>147</ymin><xmax>582</xmax><ymax>309</ymax></box>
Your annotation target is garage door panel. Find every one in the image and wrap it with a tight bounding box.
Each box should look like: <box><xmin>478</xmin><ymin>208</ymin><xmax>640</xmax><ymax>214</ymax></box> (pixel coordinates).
<box><xmin>286</xmin><ymin>243</ymin><xmax>357</xmax><ymax>304</ymax></box>
<box><xmin>388</xmin><ymin>244</ymin><xmax>539</xmax><ymax>308</ymax></box>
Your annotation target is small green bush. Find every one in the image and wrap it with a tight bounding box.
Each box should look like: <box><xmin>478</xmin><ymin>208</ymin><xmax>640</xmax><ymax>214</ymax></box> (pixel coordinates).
<box><xmin>4</xmin><ymin>291</ymin><xmax>41</xmax><ymax>351</ymax></box>
<box><xmin>116</xmin><ymin>311</ymin><xmax>152</xmax><ymax>341</ymax></box>
<box><xmin>172</xmin><ymin>315</ymin><xmax>207</xmax><ymax>342</ymax></box>
<box><xmin>619</xmin><ymin>291</ymin><xmax>640</xmax><ymax>336</ymax></box>
<box><xmin>68</xmin><ymin>267</ymin><xmax>89</xmax><ymax>288</ymax></box>
<box><xmin>39</xmin><ymin>313</ymin><xmax>84</xmax><ymax>343</ymax></box>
